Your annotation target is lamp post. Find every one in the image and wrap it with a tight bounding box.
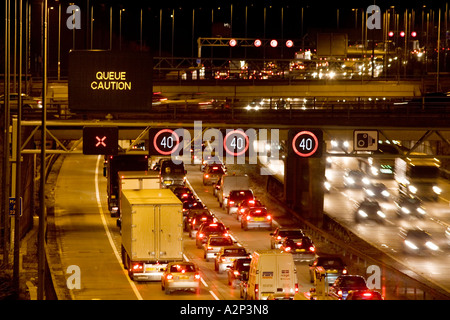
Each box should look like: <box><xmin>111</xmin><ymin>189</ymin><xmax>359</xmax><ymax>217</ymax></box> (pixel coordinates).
<box><xmin>119</xmin><ymin>8</ymin><xmax>125</xmax><ymax>51</ymax></box>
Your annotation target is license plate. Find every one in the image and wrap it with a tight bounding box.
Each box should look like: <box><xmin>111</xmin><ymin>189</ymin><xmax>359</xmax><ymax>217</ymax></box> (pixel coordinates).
<box><xmin>254</xmin><ymin>217</ymin><xmax>264</xmax><ymax>221</ymax></box>
<box><xmin>145</xmin><ymin>267</ymin><xmax>155</xmax><ymax>272</ymax></box>
<box><xmin>327</xmin><ymin>269</ymin><xmax>338</xmax><ymax>273</ymax></box>
<box><xmin>164</xmin><ymin>181</ymin><xmax>172</xmax><ymax>185</ymax></box>
<box><xmin>295</xmin><ymin>249</ymin><xmax>305</xmax><ymax>252</ymax></box>
<box><xmin>179</xmin><ymin>276</ymin><xmax>189</xmax><ymax>280</ymax></box>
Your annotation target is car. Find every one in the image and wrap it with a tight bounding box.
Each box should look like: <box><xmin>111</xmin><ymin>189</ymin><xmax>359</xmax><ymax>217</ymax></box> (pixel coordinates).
<box><xmin>270</xmin><ymin>228</ymin><xmax>305</xmax><ymax>249</ymax></box>
<box><xmin>395</xmin><ymin>195</ymin><xmax>426</xmax><ymax>219</ymax></box>
<box><xmin>214</xmin><ymin>246</ymin><xmax>249</xmax><ymax>274</ymax></box>
<box><xmin>236</xmin><ymin>199</ymin><xmax>264</xmax><ymax>221</ymax></box>
<box><xmin>227</xmin><ymin>258</ymin><xmax>251</xmax><ymax>288</ymax></box>
<box><xmin>0</xmin><ymin>93</ymin><xmax>42</xmax><ymax>111</ymax></box>
<box><xmin>241</xmin><ymin>207</ymin><xmax>272</xmax><ymax>230</ymax></box>
<box><xmin>201</xmin><ymin>155</ymin><xmax>225</xmax><ymax>172</ymax></box>
<box><xmin>172</xmin><ymin>187</ymin><xmax>194</xmax><ymax>201</ymax></box>
<box><xmin>279</xmin><ymin>237</ymin><xmax>316</xmax><ymax>263</ymax></box>
<box><xmin>329</xmin><ymin>275</ymin><xmax>368</xmax><ymax>300</ymax></box>
<box><xmin>226</xmin><ymin>190</ymin><xmax>254</xmax><ymax>215</ymax></box>
<box><xmin>161</xmin><ymin>261</ymin><xmax>201</xmax><ymax>295</ymax></box>
<box><xmin>309</xmin><ymin>256</ymin><xmax>348</xmax><ymax>285</ymax></box>
<box><xmin>363</xmin><ymin>182</ymin><xmax>390</xmax><ymax>200</ymax></box>
<box><xmin>213</xmin><ymin>177</ymin><xmax>222</xmax><ymax>198</ymax></box>
<box><xmin>196</xmin><ymin>222</ymin><xmax>229</xmax><ymax>249</ymax></box>
<box><xmin>203</xmin><ymin>165</ymin><xmax>225</xmax><ymax>185</ymax></box>
<box><xmin>239</xmin><ymin>273</ymin><xmax>249</xmax><ymax>299</ymax></box>
<box><xmin>354</xmin><ymin>198</ymin><xmax>386</xmax><ymax>224</ymax></box>
<box><xmin>343</xmin><ymin>169</ymin><xmax>370</xmax><ymax>188</ymax></box>
<box><xmin>401</xmin><ymin>228</ymin><xmax>440</xmax><ymax>255</ymax></box>
<box><xmin>185</xmin><ymin>209</ymin><xmax>215</xmax><ymax>238</ymax></box>
<box><xmin>182</xmin><ymin>200</ymin><xmax>205</xmax><ymax>229</ymax></box>
<box><xmin>203</xmin><ymin>235</ymin><xmax>234</xmax><ymax>261</ymax></box>
<box><xmin>345</xmin><ymin>290</ymin><xmax>383</xmax><ymax>300</ymax></box>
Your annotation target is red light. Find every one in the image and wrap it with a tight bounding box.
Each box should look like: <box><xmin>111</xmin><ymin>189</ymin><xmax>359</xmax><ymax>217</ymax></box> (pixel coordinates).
<box><xmin>400</xmin><ymin>31</ymin><xmax>405</xmax><ymax>37</ymax></box>
<box><xmin>166</xmin><ymin>274</ymin><xmax>173</xmax><ymax>280</ymax></box>
<box><xmin>309</xmin><ymin>246</ymin><xmax>315</xmax><ymax>252</ymax></box>
<box><xmin>249</xmin><ymin>200</ymin><xmax>255</xmax><ymax>205</ymax></box>
<box><xmin>194</xmin><ymin>273</ymin><xmax>201</xmax><ymax>280</ymax></box>
<box><xmin>229</xmin><ymin>39</ymin><xmax>237</xmax><ymax>47</ymax></box>
<box><xmin>411</xmin><ymin>31</ymin><xmax>417</xmax><ymax>37</ymax></box>
<box><xmin>343</xmin><ymin>269</ymin><xmax>348</xmax><ymax>274</ymax></box>
<box><xmin>266</xmin><ymin>215</ymin><xmax>272</xmax><ymax>220</ymax></box>
<box><xmin>132</xmin><ymin>263</ymin><xmax>143</xmax><ymax>271</ymax></box>
<box><xmin>363</xmin><ymin>292</ymin><xmax>372</xmax><ymax>297</ymax></box>
<box><xmin>276</xmin><ymin>236</ymin><xmax>282</xmax><ymax>240</ymax></box>
<box><xmin>270</xmin><ymin>39</ymin><xmax>278</xmax><ymax>47</ymax></box>
<box><xmin>254</xmin><ymin>39</ymin><xmax>262</xmax><ymax>47</ymax></box>
<box><xmin>295</xmin><ymin>283</ymin><xmax>299</xmax><ymax>293</ymax></box>
<box><xmin>199</xmin><ymin>233</ymin><xmax>204</xmax><ymax>238</ymax></box>
<box><xmin>286</xmin><ymin>40</ymin><xmax>294</xmax><ymax>48</ymax></box>
<box><xmin>285</xmin><ymin>247</ymin><xmax>291</xmax><ymax>252</ymax></box>
<box><xmin>205</xmin><ymin>174</ymin><xmax>209</xmax><ymax>178</ymax></box>
<box><xmin>388</xmin><ymin>31</ymin><xmax>394</xmax><ymax>37</ymax></box>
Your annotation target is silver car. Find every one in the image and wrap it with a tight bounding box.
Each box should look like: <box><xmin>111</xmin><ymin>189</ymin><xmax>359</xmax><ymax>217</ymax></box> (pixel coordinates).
<box><xmin>161</xmin><ymin>262</ymin><xmax>201</xmax><ymax>294</ymax></box>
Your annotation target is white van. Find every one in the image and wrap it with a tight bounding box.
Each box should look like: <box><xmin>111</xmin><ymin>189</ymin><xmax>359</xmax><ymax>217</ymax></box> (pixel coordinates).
<box><xmin>246</xmin><ymin>250</ymin><xmax>298</xmax><ymax>300</ymax></box>
<box><xmin>218</xmin><ymin>174</ymin><xmax>250</xmax><ymax>208</ymax></box>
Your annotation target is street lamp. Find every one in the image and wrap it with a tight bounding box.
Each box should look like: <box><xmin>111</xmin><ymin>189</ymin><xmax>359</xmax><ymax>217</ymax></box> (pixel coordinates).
<box><xmin>119</xmin><ymin>8</ymin><xmax>125</xmax><ymax>50</ymax></box>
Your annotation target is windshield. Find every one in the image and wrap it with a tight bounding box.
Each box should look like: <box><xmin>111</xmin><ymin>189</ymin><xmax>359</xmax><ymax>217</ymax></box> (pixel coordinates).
<box><xmin>230</xmin><ymin>190</ymin><xmax>253</xmax><ymax>200</ymax></box>
<box><xmin>279</xmin><ymin>230</ymin><xmax>304</xmax><ymax>238</ymax></box>
<box><xmin>210</xmin><ymin>237</ymin><xmax>233</xmax><ymax>246</ymax></box>
<box><xmin>319</xmin><ymin>258</ymin><xmax>344</xmax><ymax>269</ymax></box>
<box><xmin>203</xmin><ymin>224</ymin><xmax>226</xmax><ymax>233</ymax></box>
<box><xmin>170</xmin><ymin>264</ymin><xmax>196</xmax><ymax>273</ymax></box>
<box><xmin>409</xmin><ymin>166</ymin><xmax>440</xmax><ymax>179</ymax></box>
<box><xmin>341</xmin><ymin>277</ymin><xmax>367</xmax><ymax>288</ymax></box>
<box><xmin>223</xmin><ymin>248</ymin><xmax>247</xmax><ymax>256</ymax></box>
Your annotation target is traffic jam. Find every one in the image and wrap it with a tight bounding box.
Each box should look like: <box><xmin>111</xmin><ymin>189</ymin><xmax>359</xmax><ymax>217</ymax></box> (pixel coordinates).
<box><xmin>112</xmin><ymin>152</ymin><xmax>384</xmax><ymax>300</ymax></box>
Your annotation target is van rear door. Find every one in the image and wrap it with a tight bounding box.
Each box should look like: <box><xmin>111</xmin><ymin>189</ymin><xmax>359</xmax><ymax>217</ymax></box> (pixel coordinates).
<box><xmin>259</xmin><ymin>255</ymin><xmax>277</xmax><ymax>298</ymax></box>
<box><xmin>276</xmin><ymin>254</ymin><xmax>297</xmax><ymax>295</ymax></box>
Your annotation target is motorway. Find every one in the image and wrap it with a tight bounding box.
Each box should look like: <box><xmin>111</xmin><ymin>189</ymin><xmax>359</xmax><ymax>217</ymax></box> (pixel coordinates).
<box><xmin>53</xmin><ymin>152</ymin><xmax>450</xmax><ymax>300</ymax></box>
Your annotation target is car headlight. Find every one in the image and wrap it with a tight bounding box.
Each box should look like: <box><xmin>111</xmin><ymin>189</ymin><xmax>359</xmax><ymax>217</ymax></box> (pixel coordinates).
<box><xmin>362</xmin><ymin>178</ymin><xmax>370</xmax><ymax>185</ymax></box>
<box><xmin>365</xmin><ymin>189</ymin><xmax>375</xmax><ymax>196</ymax></box>
<box><xmin>425</xmin><ymin>241</ymin><xmax>439</xmax><ymax>251</ymax></box>
<box><xmin>405</xmin><ymin>240</ymin><xmax>419</xmax><ymax>250</ymax></box>
<box><xmin>417</xmin><ymin>208</ymin><xmax>426</xmax><ymax>215</ymax></box>
<box><xmin>432</xmin><ymin>186</ymin><xmax>442</xmax><ymax>195</ymax></box>
<box><xmin>346</xmin><ymin>177</ymin><xmax>355</xmax><ymax>184</ymax></box>
<box><xmin>401</xmin><ymin>207</ymin><xmax>411</xmax><ymax>214</ymax></box>
<box><xmin>370</xmin><ymin>167</ymin><xmax>379</xmax><ymax>176</ymax></box>
<box><xmin>377</xmin><ymin>210</ymin><xmax>386</xmax><ymax>218</ymax></box>
<box><xmin>358</xmin><ymin>210</ymin><xmax>368</xmax><ymax>217</ymax></box>
<box><xmin>408</xmin><ymin>185</ymin><xmax>417</xmax><ymax>194</ymax></box>
<box><xmin>381</xmin><ymin>190</ymin><xmax>390</xmax><ymax>197</ymax></box>
<box><xmin>324</xmin><ymin>181</ymin><xmax>331</xmax><ymax>191</ymax></box>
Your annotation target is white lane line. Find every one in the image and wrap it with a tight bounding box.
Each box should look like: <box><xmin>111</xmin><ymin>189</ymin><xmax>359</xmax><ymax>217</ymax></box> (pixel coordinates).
<box><xmin>209</xmin><ymin>290</ymin><xmax>220</xmax><ymax>300</ymax></box>
<box><xmin>95</xmin><ymin>155</ymin><xmax>143</xmax><ymax>300</ymax></box>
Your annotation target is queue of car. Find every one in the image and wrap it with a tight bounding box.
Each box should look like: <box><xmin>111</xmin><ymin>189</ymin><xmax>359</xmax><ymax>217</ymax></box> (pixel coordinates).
<box><xmin>146</xmin><ymin>160</ymin><xmax>386</xmax><ymax>299</ymax></box>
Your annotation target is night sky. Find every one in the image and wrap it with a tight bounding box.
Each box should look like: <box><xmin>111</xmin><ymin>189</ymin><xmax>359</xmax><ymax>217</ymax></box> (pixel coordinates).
<box><xmin>1</xmin><ymin>0</ymin><xmax>449</xmax><ymax>77</ymax></box>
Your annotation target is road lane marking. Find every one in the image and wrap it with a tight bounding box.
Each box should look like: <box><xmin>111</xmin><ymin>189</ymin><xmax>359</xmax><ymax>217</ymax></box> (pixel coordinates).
<box><xmin>95</xmin><ymin>155</ymin><xmax>143</xmax><ymax>300</ymax></box>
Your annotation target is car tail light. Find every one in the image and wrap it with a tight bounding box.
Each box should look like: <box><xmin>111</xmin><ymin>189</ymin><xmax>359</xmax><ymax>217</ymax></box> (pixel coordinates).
<box><xmin>194</xmin><ymin>273</ymin><xmax>201</xmax><ymax>280</ymax></box>
<box><xmin>205</xmin><ymin>174</ymin><xmax>209</xmax><ymax>178</ymax></box>
<box><xmin>182</xmin><ymin>193</ymin><xmax>188</xmax><ymax>198</ymax></box>
<box><xmin>132</xmin><ymin>263</ymin><xmax>143</xmax><ymax>271</ymax></box>
<box><xmin>309</xmin><ymin>246</ymin><xmax>315</xmax><ymax>252</ymax></box>
<box><xmin>249</xmin><ymin>200</ymin><xmax>255</xmax><ymax>205</ymax></box>
<box><xmin>246</xmin><ymin>215</ymin><xmax>251</xmax><ymax>221</ymax></box>
<box><xmin>255</xmin><ymin>284</ymin><xmax>259</xmax><ymax>293</ymax></box>
<box><xmin>276</xmin><ymin>236</ymin><xmax>282</xmax><ymax>240</ymax></box>
<box><xmin>295</xmin><ymin>283</ymin><xmax>299</xmax><ymax>293</ymax></box>
<box><xmin>363</xmin><ymin>292</ymin><xmax>372</xmax><ymax>297</ymax></box>
<box><xmin>166</xmin><ymin>274</ymin><xmax>173</xmax><ymax>280</ymax></box>
<box><xmin>240</xmin><ymin>209</ymin><xmax>245</xmax><ymax>213</ymax></box>
<box><xmin>266</xmin><ymin>215</ymin><xmax>272</xmax><ymax>220</ymax></box>
<box><xmin>208</xmin><ymin>247</ymin><xmax>213</xmax><ymax>250</ymax></box>
<box><xmin>198</xmin><ymin>233</ymin><xmax>204</xmax><ymax>238</ymax></box>
<box><xmin>338</xmin><ymin>290</ymin><xmax>343</xmax><ymax>297</ymax></box>
<box><xmin>229</xmin><ymin>201</ymin><xmax>235</xmax><ymax>206</ymax></box>
<box><xmin>285</xmin><ymin>247</ymin><xmax>291</xmax><ymax>252</ymax></box>
<box><xmin>342</xmin><ymin>268</ymin><xmax>348</xmax><ymax>275</ymax></box>
<box><xmin>233</xmin><ymin>270</ymin><xmax>240</xmax><ymax>276</ymax></box>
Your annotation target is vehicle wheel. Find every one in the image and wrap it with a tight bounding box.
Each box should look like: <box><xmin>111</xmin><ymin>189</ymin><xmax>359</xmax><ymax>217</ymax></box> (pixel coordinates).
<box><xmin>165</xmin><ymin>287</ymin><xmax>171</xmax><ymax>295</ymax></box>
<box><xmin>214</xmin><ymin>262</ymin><xmax>218</xmax><ymax>271</ymax></box>
<box><xmin>161</xmin><ymin>281</ymin><xmax>165</xmax><ymax>291</ymax></box>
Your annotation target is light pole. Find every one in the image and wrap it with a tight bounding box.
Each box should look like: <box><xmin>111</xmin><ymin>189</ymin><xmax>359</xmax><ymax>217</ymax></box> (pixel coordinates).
<box><xmin>119</xmin><ymin>8</ymin><xmax>125</xmax><ymax>51</ymax></box>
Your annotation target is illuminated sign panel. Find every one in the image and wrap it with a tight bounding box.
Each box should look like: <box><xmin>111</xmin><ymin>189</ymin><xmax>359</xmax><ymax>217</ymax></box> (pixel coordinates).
<box><xmin>288</xmin><ymin>129</ymin><xmax>323</xmax><ymax>158</ymax></box>
<box><xmin>69</xmin><ymin>51</ymin><xmax>152</xmax><ymax>112</ymax></box>
<box><xmin>83</xmin><ymin>126</ymin><xmax>119</xmax><ymax>155</ymax></box>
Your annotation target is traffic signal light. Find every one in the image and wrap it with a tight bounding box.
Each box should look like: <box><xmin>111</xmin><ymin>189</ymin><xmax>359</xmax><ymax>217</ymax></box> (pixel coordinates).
<box><xmin>83</xmin><ymin>126</ymin><xmax>118</xmax><ymax>155</ymax></box>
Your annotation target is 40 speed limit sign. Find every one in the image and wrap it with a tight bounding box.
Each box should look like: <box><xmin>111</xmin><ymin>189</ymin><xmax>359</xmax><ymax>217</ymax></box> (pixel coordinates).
<box><xmin>288</xmin><ymin>129</ymin><xmax>323</xmax><ymax>158</ymax></box>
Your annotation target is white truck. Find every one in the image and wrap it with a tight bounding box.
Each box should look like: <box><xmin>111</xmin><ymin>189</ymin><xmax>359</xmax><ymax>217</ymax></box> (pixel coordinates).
<box><xmin>217</xmin><ymin>174</ymin><xmax>250</xmax><ymax>208</ymax></box>
<box><xmin>395</xmin><ymin>155</ymin><xmax>441</xmax><ymax>201</ymax></box>
<box><xmin>121</xmin><ymin>189</ymin><xmax>183</xmax><ymax>281</ymax></box>
<box><xmin>116</xmin><ymin>171</ymin><xmax>160</xmax><ymax>228</ymax></box>
<box><xmin>246</xmin><ymin>250</ymin><xmax>298</xmax><ymax>300</ymax></box>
